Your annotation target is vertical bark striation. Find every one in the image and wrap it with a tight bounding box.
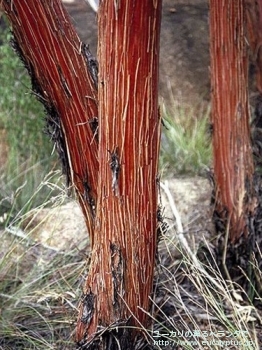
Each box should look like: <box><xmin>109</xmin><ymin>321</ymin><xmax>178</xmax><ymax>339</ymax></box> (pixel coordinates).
<box><xmin>76</xmin><ymin>0</ymin><xmax>162</xmax><ymax>346</ymax></box>
<box><xmin>1</xmin><ymin>0</ymin><xmax>98</xmax><ymax>237</ymax></box>
<box><xmin>2</xmin><ymin>0</ymin><xmax>162</xmax><ymax>347</ymax></box>
<box><xmin>209</xmin><ymin>0</ymin><xmax>256</xmax><ymax>243</ymax></box>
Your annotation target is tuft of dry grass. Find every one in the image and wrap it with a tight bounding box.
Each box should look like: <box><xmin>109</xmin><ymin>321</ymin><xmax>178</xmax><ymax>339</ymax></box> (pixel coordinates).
<box><xmin>0</xmin><ymin>229</ymin><xmax>87</xmax><ymax>349</ymax></box>
<box><xmin>1</xmin><ymin>178</ymin><xmax>262</xmax><ymax>349</ymax></box>
<box><xmin>149</xmin><ymin>244</ymin><xmax>261</xmax><ymax>349</ymax></box>
<box><xmin>0</xmin><ymin>178</ymin><xmax>89</xmax><ymax>350</ymax></box>
<box><xmin>146</xmin><ymin>182</ymin><xmax>262</xmax><ymax>350</ymax></box>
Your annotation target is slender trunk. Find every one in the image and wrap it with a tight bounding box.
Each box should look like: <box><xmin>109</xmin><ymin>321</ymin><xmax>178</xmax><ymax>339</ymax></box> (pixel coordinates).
<box><xmin>209</xmin><ymin>0</ymin><xmax>256</xmax><ymax>243</ymax></box>
<box><xmin>76</xmin><ymin>1</ymin><xmax>162</xmax><ymax>347</ymax></box>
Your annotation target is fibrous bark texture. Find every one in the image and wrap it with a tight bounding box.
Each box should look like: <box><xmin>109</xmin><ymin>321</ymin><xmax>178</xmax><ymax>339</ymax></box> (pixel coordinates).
<box><xmin>76</xmin><ymin>1</ymin><xmax>162</xmax><ymax>348</ymax></box>
<box><xmin>1</xmin><ymin>0</ymin><xmax>99</xmax><ymax>239</ymax></box>
<box><xmin>209</xmin><ymin>0</ymin><xmax>256</xmax><ymax>243</ymax></box>
<box><xmin>1</xmin><ymin>0</ymin><xmax>162</xmax><ymax>348</ymax></box>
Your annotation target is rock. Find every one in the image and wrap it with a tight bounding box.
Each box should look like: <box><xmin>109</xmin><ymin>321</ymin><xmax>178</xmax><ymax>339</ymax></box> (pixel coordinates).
<box><xmin>22</xmin><ymin>201</ymin><xmax>88</xmax><ymax>251</ymax></box>
<box><xmin>19</xmin><ymin>177</ymin><xmax>213</xmax><ymax>254</ymax></box>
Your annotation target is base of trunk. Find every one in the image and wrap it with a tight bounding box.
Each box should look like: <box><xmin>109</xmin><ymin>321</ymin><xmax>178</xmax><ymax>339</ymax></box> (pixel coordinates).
<box><xmin>76</xmin><ymin>320</ymin><xmax>149</xmax><ymax>350</ymax></box>
<box><xmin>207</xmin><ymin>174</ymin><xmax>262</xmax><ymax>304</ymax></box>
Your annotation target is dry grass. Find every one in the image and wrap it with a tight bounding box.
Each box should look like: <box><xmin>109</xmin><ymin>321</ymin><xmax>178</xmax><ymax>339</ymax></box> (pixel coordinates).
<box><xmin>0</xmin><ymin>227</ymin><xmax>87</xmax><ymax>349</ymax></box>
<box><xmin>1</xmin><ymin>178</ymin><xmax>262</xmax><ymax>349</ymax></box>
<box><xmin>150</xmin><ymin>241</ymin><xmax>261</xmax><ymax>349</ymax></box>
<box><xmin>147</xmin><ymin>182</ymin><xmax>262</xmax><ymax>350</ymax></box>
<box><xmin>0</xmin><ymin>178</ymin><xmax>89</xmax><ymax>350</ymax></box>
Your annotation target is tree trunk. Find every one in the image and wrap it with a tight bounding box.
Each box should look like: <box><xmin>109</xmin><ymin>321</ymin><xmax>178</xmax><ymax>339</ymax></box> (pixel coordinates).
<box><xmin>245</xmin><ymin>0</ymin><xmax>262</xmax><ymax>94</ymax></box>
<box><xmin>1</xmin><ymin>0</ymin><xmax>99</xmax><ymax>239</ymax></box>
<box><xmin>1</xmin><ymin>0</ymin><xmax>162</xmax><ymax>348</ymax></box>
<box><xmin>209</xmin><ymin>0</ymin><xmax>256</xmax><ymax>244</ymax></box>
<box><xmin>209</xmin><ymin>1</ymin><xmax>262</xmax><ymax>300</ymax></box>
<box><xmin>76</xmin><ymin>1</ymin><xmax>162</xmax><ymax>348</ymax></box>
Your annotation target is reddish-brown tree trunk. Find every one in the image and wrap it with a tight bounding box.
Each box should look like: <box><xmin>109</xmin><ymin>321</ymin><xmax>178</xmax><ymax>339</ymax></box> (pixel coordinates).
<box><xmin>1</xmin><ymin>0</ymin><xmax>162</xmax><ymax>348</ymax></box>
<box><xmin>76</xmin><ymin>1</ymin><xmax>162</xmax><ymax>347</ymax></box>
<box><xmin>1</xmin><ymin>0</ymin><xmax>99</xmax><ymax>239</ymax></box>
<box><xmin>209</xmin><ymin>0</ymin><xmax>256</xmax><ymax>243</ymax></box>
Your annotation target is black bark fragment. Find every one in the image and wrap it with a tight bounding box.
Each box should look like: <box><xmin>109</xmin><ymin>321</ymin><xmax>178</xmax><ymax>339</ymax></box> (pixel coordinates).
<box><xmin>44</xmin><ymin>103</ymin><xmax>71</xmax><ymax>187</ymax></box>
<box><xmin>89</xmin><ymin>117</ymin><xmax>99</xmax><ymax>142</ymax></box>
<box><xmin>80</xmin><ymin>291</ymin><xmax>95</xmax><ymax>326</ymax></box>
<box><xmin>82</xmin><ymin>178</ymin><xmax>96</xmax><ymax>217</ymax></box>
<box><xmin>110</xmin><ymin>242</ymin><xmax>124</xmax><ymax>309</ymax></box>
<box><xmin>108</xmin><ymin>148</ymin><xmax>120</xmax><ymax>195</ymax></box>
<box><xmin>81</xmin><ymin>43</ymin><xmax>98</xmax><ymax>90</ymax></box>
